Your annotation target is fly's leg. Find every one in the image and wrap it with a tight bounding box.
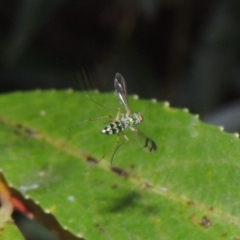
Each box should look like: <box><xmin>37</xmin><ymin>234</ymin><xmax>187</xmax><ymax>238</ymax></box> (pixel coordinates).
<box><xmin>100</xmin><ymin>134</ymin><xmax>121</xmax><ymax>164</ymax></box>
<box><xmin>93</xmin><ymin>133</ymin><xmax>129</xmax><ymax>166</ymax></box>
<box><xmin>84</xmin><ymin>133</ymin><xmax>123</xmax><ymax>172</ymax></box>
<box><xmin>110</xmin><ymin>134</ymin><xmax>129</xmax><ymax>165</ymax></box>
<box><xmin>68</xmin><ymin>115</ymin><xmax>112</xmax><ymax>130</ymax></box>
<box><xmin>86</xmin><ymin>94</ymin><xmax>120</xmax><ymax>111</ymax></box>
<box><xmin>86</xmin><ymin>94</ymin><xmax>121</xmax><ymax>121</ymax></box>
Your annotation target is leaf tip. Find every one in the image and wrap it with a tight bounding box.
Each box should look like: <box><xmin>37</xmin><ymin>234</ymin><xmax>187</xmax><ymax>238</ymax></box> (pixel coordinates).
<box><xmin>163</xmin><ymin>101</ymin><xmax>170</xmax><ymax>108</ymax></box>
<box><xmin>44</xmin><ymin>209</ymin><xmax>51</xmax><ymax>214</ymax></box>
<box><xmin>218</xmin><ymin>126</ymin><xmax>224</xmax><ymax>131</ymax></box>
<box><xmin>93</xmin><ymin>89</ymin><xmax>100</xmax><ymax>93</ymax></box>
<box><xmin>151</xmin><ymin>98</ymin><xmax>157</xmax><ymax>103</ymax></box>
<box><xmin>132</xmin><ymin>94</ymin><xmax>139</xmax><ymax>100</ymax></box>
<box><xmin>76</xmin><ymin>233</ymin><xmax>85</xmax><ymax>239</ymax></box>
<box><xmin>66</xmin><ymin>88</ymin><xmax>74</xmax><ymax>94</ymax></box>
<box><xmin>194</xmin><ymin>114</ymin><xmax>200</xmax><ymax>119</ymax></box>
<box><xmin>63</xmin><ymin>226</ymin><xmax>69</xmax><ymax>231</ymax></box>
<box><xmin>234</xmin><ymin>132</ymin><xmax>239</xmax><ymax>138</ymax></box>
<box><xmin>23</xmin><ymin>194</ymin><xmax>30</xmax><ymax>200</ymax></box>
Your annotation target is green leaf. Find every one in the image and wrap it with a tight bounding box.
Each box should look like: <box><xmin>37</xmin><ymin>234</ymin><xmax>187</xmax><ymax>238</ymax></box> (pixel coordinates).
<box><xmin>1</xmin><ymin>224</ymin><xmax>25</xmax><ymax>240</ymax></box>
<box><xmin>1</xmin><ymin>90</ymin><xmax>240</xmax><ymax>239</ymax></box>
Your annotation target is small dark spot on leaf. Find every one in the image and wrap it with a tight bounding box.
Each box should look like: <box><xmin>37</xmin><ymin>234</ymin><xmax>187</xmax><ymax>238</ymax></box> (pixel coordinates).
<box><xmin>144</xmin><ymin>182</ymin><xmax>152</xmax><ymax>189</ymax></box>
<box><xmin>187</xmin><ymin>200</ymin><xmax>195</xmax><ymax>206</ymax></box>
<box><xmin>25</xmin><ymin>128</ymin><xmax>37</xmax><ymax>137</ymax></box>
<box><xmin>14</xmin><ymin>124</ymin><xmax>37</xmax><ymax>138</ymax></box>
<box><xmin>14</xmin><ymin>124</ymin><xmax>23</xmax><ymax>135</ymax></box>
<box><xmin>221</xmin><ymin>233</ymin><xmax>227</xmax><ymax>237</ymax></box>
<box><xmin>16</xmin><ymin>124</ymin><xmax>23</xmax><ymax>129</ymax></box>
<box><xmin>209</xmin><ymin>206</ymin><xmax>214</xmax><ymax>211</ymax></box>
<box><xmin>95</xmin><ymin>224</ymin><xmax>106</xmax><ymax>233</ymax></box>
<box><xmin>200</xmin><ymin>216</ymin><xmax>211</xmax><ymax>228</ymax></box>
<box><xmin>111</xmin><ymin>166</ymin><xmax>128</xmax><ymax>177</ymax></box>
<box><xmin>112</xmin><ymin>184</ymin><xmax>118</xmax><ymax>189</ymax></box>
<box><xmin>130</xmin><ymin>164</ymin><xmax>135</xmax><ymax>169</ymax></box>
<box><xmin>86</xmin><ymin>156</ymin><xmax>98</xmax><ymax>164</ymax></box>
<box><xmin>14</xmin><ymin>129</ymin><xmax>21</xmax><ymax>136</ymax></box>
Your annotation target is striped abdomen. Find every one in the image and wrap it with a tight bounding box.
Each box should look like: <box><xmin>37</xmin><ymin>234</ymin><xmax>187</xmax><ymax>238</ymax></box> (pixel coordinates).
<box><xmin>101</xmin><ymin>121</ymin><xmax>125</xmax><ymax>135</ymax></box>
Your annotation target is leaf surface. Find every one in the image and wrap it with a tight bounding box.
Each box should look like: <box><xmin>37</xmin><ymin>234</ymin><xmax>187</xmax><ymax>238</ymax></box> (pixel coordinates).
<box><xmin>0</xmin><ymin>90</ymin><xmax>240</xmax><ymax>239</ymax></box>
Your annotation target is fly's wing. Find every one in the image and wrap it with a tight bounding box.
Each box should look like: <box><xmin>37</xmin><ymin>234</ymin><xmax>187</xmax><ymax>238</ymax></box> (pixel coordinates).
<box><xmin>114</xmin><ymin>73</ymin><xmax>130</xmax><ymax>113</ymax></box>
<box><xmin>136</xmin><ymin>129</ymin><xmax>157</xmax><ymax>152</ymax></box>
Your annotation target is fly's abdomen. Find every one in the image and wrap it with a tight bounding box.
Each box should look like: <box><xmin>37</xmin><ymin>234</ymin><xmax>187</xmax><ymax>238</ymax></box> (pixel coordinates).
<box><xmin>101</xmin><ymin>121</ymin><xmax>125</xmax><ymax>135</ymax></box>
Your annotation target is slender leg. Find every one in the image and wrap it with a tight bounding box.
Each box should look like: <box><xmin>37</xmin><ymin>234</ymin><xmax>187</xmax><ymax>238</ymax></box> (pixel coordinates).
<box><xmin>68</xmin><ymin>115</ymin><xmax>112</xmax><ymax>130</ymax></box>
<box><xmin>110</xmin><ymin>134</ymin><xmax>129</xmax><ymax>165</ymax></box>
<box><xmin>101</xmin><ymin>134</ymin><xmax>121</xmax><ymax>163</ymax></box>
<box><xmin>87</xmin><ymin>94</ymin><xmax>122</xmax><ymax>121</ymax></box>
<box><xmin>93</xmin><ymin>133</ymin><xmax>129</xmax><ymax>165</ymax></box>
<box><xmin>84</xmin><ymin>134</ymin><xmax>121</xmax><ymax>172</ymax></box>
<box><xmin>115</xmin><ymin>107</ymin><xmax>121</xmax><ymax>121</ymax></box>
<box><xmin>86</xmin><ymin>94</ymin><xmax>119</xmax><ymax>111</ymax></box>
<box><xmin>84</xmin><ymin>133</ymin><xmax>129</xmax><ymax>172</ymax></box>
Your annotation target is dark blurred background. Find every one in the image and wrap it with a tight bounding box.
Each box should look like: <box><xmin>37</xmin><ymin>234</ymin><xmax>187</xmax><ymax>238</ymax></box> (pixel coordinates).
<box><xmin>1</xmin><ymin>0</ymin><xmax>240</xmax><ymax>131</ymax></box>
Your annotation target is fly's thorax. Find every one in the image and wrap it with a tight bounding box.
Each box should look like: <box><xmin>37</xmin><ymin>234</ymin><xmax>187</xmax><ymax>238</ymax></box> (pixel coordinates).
<box><xmin>101</xmin><ymin>121</ymin><xmax>124</xmax><ymax>135</ymax></box>
<box><xmin>119</xmin><ymin>113</ymin><xmax>143</xmax><ymax>128</ymax></box>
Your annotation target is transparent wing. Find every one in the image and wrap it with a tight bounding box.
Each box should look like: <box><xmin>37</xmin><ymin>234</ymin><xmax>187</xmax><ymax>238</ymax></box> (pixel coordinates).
<box><xmin>114</xmin><ymin>73</ymin><xmax>130</xmax><ymax>113</ymax></box>
<box><xmin>136</xmin><ymin>129</ymin><xmax>157</xmax><ymax>152</ymax></box>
